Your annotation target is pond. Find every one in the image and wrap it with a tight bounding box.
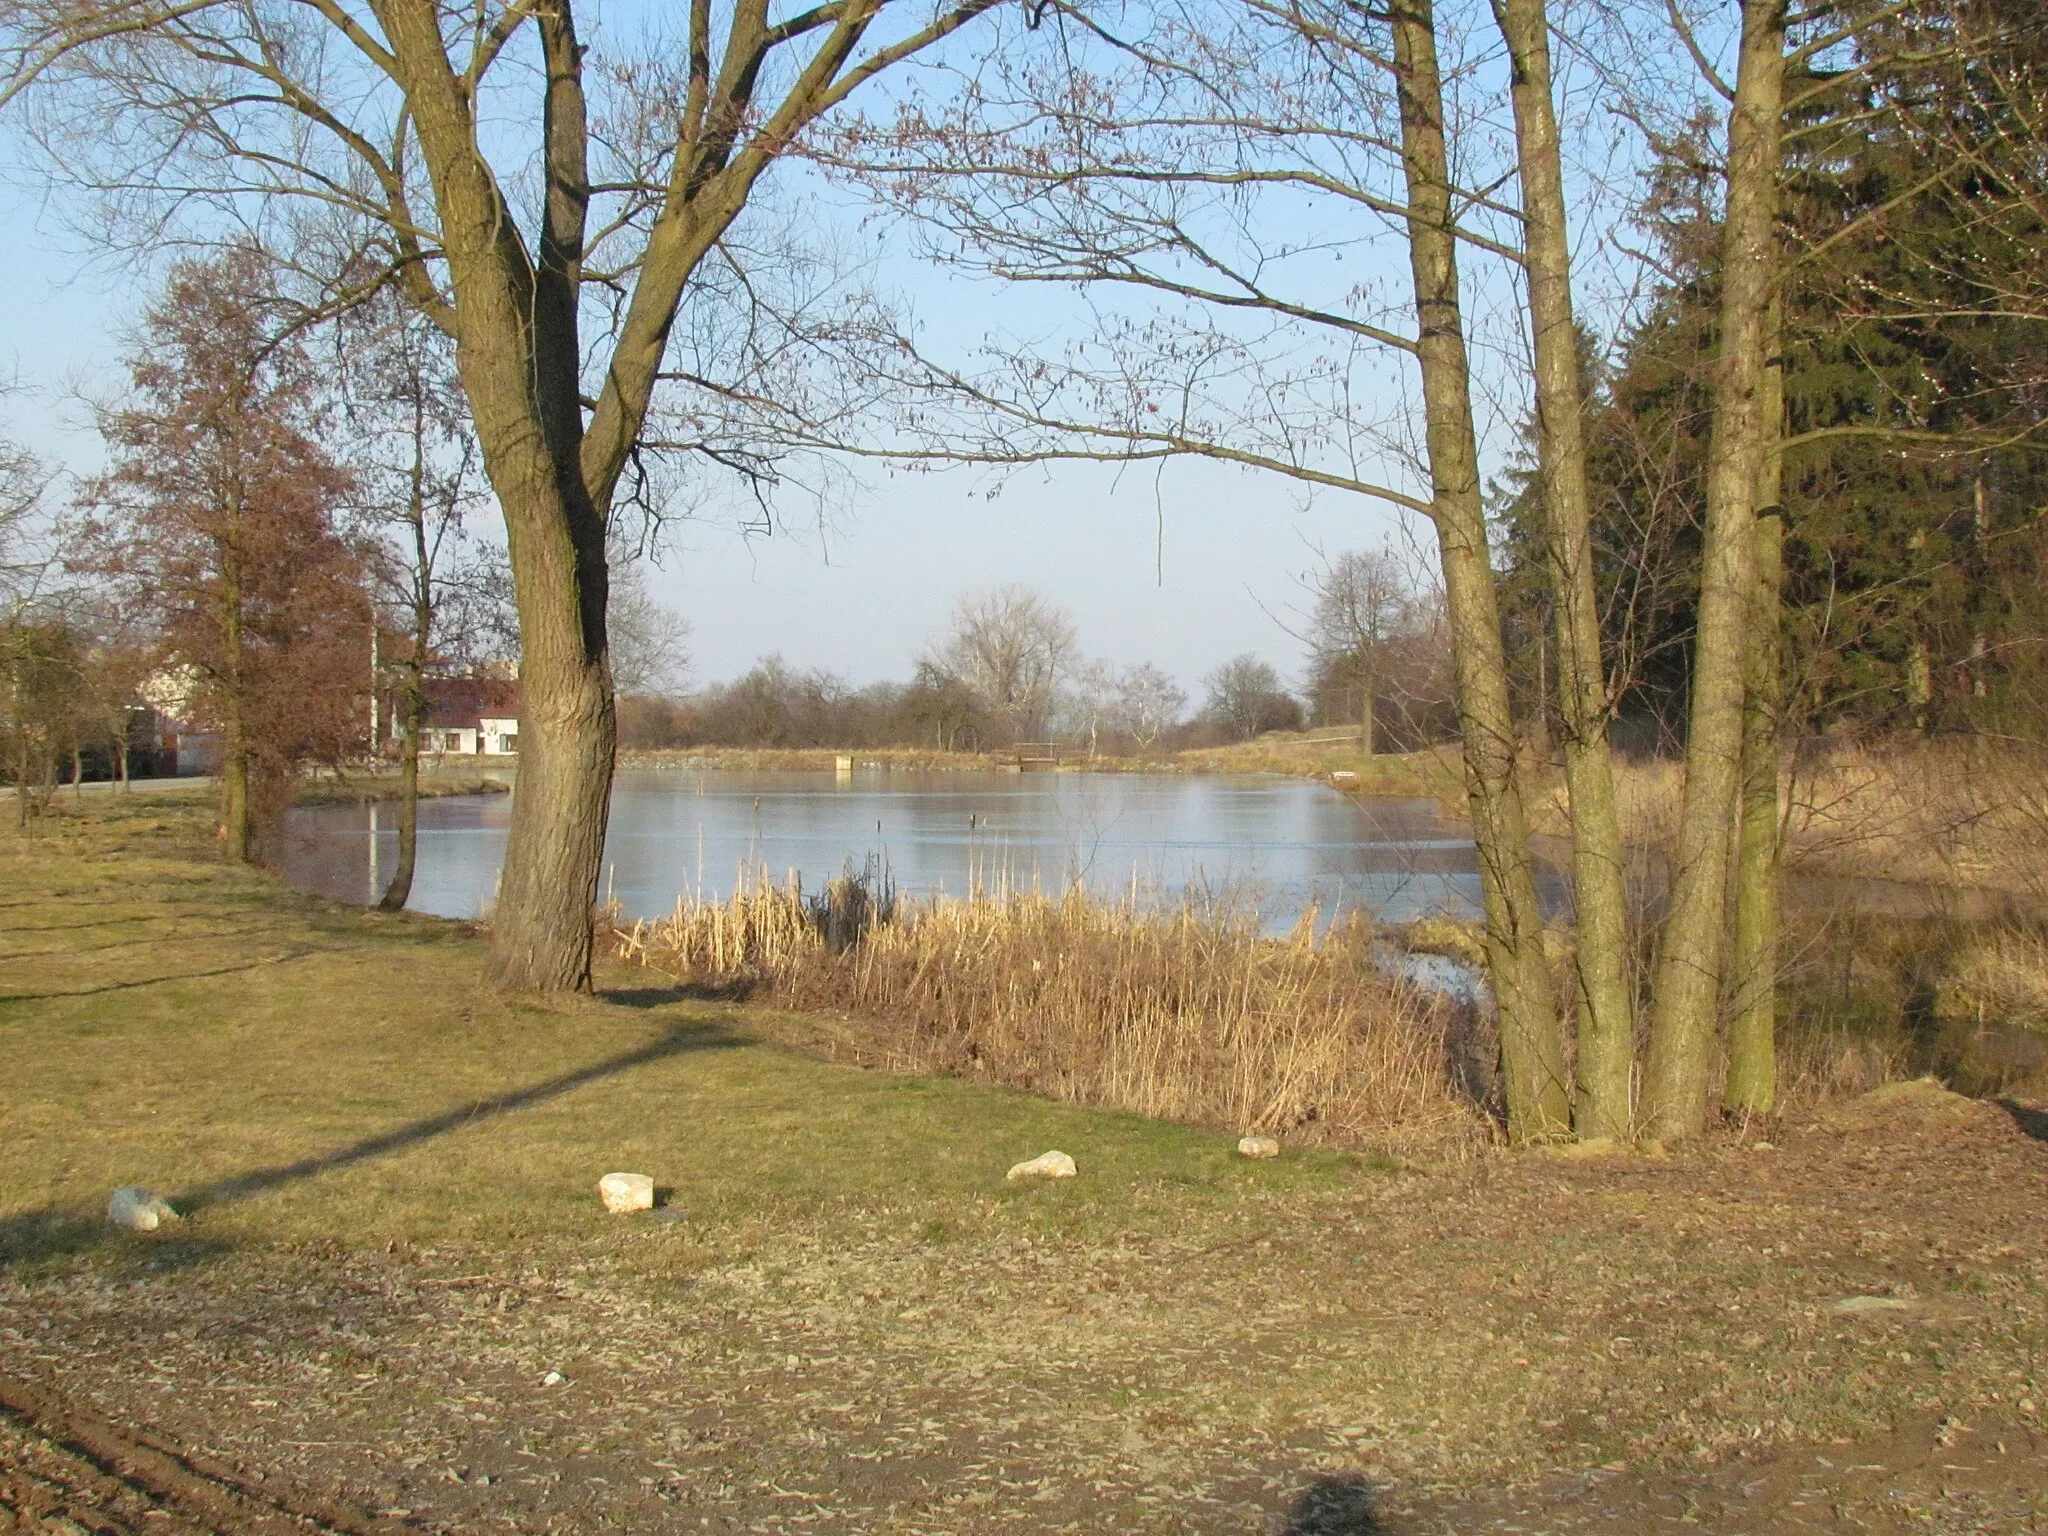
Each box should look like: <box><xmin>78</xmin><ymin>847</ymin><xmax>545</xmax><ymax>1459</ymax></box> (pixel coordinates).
<box><xmin>277</xmin><ymin>766</ymin><xmax>1530</xmax><ymax>932</ymax></box>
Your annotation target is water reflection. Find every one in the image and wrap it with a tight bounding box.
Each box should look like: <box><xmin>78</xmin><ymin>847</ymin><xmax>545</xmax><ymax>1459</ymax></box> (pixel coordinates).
<box><xmin>278</xmin><ymin>767</ymin><xmax>1531</xmax><ymax>932</ymax></box>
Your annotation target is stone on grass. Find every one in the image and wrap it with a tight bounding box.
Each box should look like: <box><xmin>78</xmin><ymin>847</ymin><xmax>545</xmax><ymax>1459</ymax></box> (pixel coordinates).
<box><xmin>1006</xmin><ymin>1150</ymin><xmax>1077</xmax><ymax>1181</ymax></box>
<box><xmin>1237</xmin><ymin>1136</ymin><xmax>1281</xmax><ymax>1159</ymax></box>
<box><xmin>106</xmin><ymin>1187</ymin><xmax>178</xmax><ymax>1232</ymax></box>
<box><xmin>597</xmin><ymin>1172</ymin><xmax>655</xmax><ymax>1213</ymax></box>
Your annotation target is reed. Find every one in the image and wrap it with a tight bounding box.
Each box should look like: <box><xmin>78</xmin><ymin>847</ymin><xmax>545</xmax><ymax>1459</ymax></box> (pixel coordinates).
<box><xmin>1537</xmin><ymin>739</ymin><xmax>2048</xmax><ymax>896</ymax></box>
<box><xmin>611</xmin><ymin>875</ymin><xmax>1482</xmax><ymax>1154</ymax></box>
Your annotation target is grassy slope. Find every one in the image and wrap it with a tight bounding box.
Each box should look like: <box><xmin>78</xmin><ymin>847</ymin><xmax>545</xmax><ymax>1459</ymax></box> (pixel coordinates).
<box><xmin>4</xmin><ymin>795</ymin><xmax>2047</xmax><ymax>1534</ymax></box>
<box><xmin>3</xmin><ymin>791</ymin><xmax>1328</xmax><ymax>1263</ymax></box>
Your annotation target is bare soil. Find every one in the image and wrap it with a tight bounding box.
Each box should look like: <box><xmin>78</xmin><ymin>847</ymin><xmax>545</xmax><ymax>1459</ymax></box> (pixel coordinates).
<box><xmin>6</xmin><ymin>1096</ymin><xmax>2045</xmax><ymax>1535</ymax></box>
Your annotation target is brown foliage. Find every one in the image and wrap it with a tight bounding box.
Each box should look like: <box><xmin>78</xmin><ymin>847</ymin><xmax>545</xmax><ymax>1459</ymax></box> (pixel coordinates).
<box><xmin>80</xmin><ymin>249</ymin><xmax>369</xmax><ymax>838</ymax></box>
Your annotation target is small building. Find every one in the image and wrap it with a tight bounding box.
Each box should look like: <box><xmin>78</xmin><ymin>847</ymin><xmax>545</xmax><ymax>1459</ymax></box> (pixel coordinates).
<box><xmin>402</xmin><ymin>677</ymin><xmax>520</xmax><ymax>756</ymax></box>
<box><xmin>136</xmin><ymin>667</ymin><xmax>216</xmax><ymax>776</ymax></box>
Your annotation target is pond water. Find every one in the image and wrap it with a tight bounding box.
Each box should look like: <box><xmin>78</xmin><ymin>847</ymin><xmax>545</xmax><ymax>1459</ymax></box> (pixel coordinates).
<box><xmin>277</xmin><ymin>767</ymin><xmax>1534</xmax><ymax>932</ymax></box>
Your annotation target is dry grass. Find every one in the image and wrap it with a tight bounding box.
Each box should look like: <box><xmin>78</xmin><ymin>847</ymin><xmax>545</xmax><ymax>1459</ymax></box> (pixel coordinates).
<box><xmin>1544</xmin><ymin>739</ymin><xmax>2048</xmax><ymax>897</ymax></box>
<box><xmin>291</xmin><ymin>772</ymin><xmax>512</xmax><ymax>805</ymax></box>
<box><xmin>1170</xmin><ymin>734</ymin><xmax>1464</xmax><ymax>802</ymax></box>
<box><xmin>621</xmin><ymin>738</ymin><xmax>1469</xmax><ymax>805</ymax></box>
<box><xmin>624</xmin><ymin>745</ymin><xmax>1000</xmax><ymax>773</ymax></box>
<box><xmin>1787</xmin><ymin>741</ymin><xmax>2048</xmax><ymax>895</ymax></box>
<box><xmin>1944</xmin><ymin>928</ymin><xmax>2048</xmax><ymax>1035</ymax></box>
<box><xmin>1521</xmin><ymin>741</ymin><xmax>2048</xmax><ymax>1105</ymax></box>
<box><xmin>611</xmin><ymin>878</ymin><xmax>1482</xmax><ymax>1155</ymax></box>
<box><xmin>7</xmin><ymin>795</ymin><xmax>2048</xmax><ymax>1536</ymax></box>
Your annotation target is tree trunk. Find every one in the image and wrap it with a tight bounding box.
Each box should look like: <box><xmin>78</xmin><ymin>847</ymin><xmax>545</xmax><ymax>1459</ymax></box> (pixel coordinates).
<box><xmin>474</xmin><ymin>442</ymin><xmax>614</xmax><ymax>993</ymax></box>
<box><xmin>72</xmin><ymin>743</ymin><xmax>84</xmax><ymax>801</ymax></box>
<box><xmin>385</xmin><ymin>0</ymin><xmax>616</xmax><ymax>992</ymax></box>
<box><xmin>1726</xmin><ymin>298</ymin><xmax>1786</xmax><ymax>1115</ymax></box>
<box><xmin>221</xmin><ymin>580</ymin><xmax>252</xmax><ymax>862</ymax></box>
<box><xmin>380</xmin><ymin>658</ymin><xmax>423</xmax><ymax>911</ymax></box>
<box><xmin>1492</xmin><ymin>0</ymin><xmax>1637</xmax><ymax>1141</ymax></box>
<box><xmin>222</xmin><ymin>727</ymin><xmax>251</xmax><ymax>860</ymax></box>
<box><xmin>1392</xmin><ymin>0</ymin><xmax>1569</xmax><ymax>1142</ymax></box>
<box><xmin>380</xmin><ymin>399</ymin><xmax>438</xmax><ymax>915</ymax></box>
<box><xmin>1643</xmin><ymin>0</ymin><xmax>1785</xmax><ymax>1141</ymax></box>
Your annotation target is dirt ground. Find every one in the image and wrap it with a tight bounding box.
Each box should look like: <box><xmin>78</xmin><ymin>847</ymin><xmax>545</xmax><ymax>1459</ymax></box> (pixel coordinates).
<box><xmin>4</xmin><ymin>797</ymin><xmax>2047</xmax><ymax>1534</ymax></box>
<box><xmin>6</xmin><ymin>1094</ymin><xmax>2046</xmax><ymax>1536</ymax></box>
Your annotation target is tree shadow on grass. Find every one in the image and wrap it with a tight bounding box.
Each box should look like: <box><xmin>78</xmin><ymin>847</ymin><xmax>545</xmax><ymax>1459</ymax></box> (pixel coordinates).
<box><xmin>0</xmin><ymin>931</ymin><xmax>240</xmax><ymax>964</ymax></box>
<box><xmin>174</xmin><ymin>1020</ymin><xmax>742</xmax><ymax>1211</ymax></box>
<box><xmin>2000</xmin><ymin>1099</ymin><xmax>2048</xmax><ymax>1142</ymax></box>
<box><xmin>1</xmin><ymin>1019</ymin><xmax>741</xmax><ymax>1274</ymax></box>
<box><xmin>0</xmin><ymin>1211</ymin><xmax>230</xmax><ymax>1277</ymax></box>
<box><xmin>599</xmin><ymin>980</ymin><xmax>763</xmax><ymax>1006</ymax></box>
<box><xmin>1275</xmin><ymin>1474</ymin><xmax>1397</xmax><ymax>1534</ymax></box>
<box><xmin>0</xmin><ymin>915</ymin><xmax>175</xmax><ymax>936</ymax></box>
<box><xmin>0</xmin><ymin>950</ymin><xmax>335</xmax><ymax>1004</ymax></box>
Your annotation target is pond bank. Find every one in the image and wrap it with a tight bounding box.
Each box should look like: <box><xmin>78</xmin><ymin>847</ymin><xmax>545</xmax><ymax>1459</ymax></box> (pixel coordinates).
<box><xmin>293</xmin><ymin>772</ymin><xmax>511</xmax><ymax>806</ymax></box>
<box><xmin>6</xmin><ymin>794</ymin><xmax>2046</xmax><ymax>1536</ymax></box>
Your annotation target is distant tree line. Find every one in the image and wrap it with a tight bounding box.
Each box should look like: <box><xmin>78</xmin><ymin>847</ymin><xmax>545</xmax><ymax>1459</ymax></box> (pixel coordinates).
<box><xmin>618</xmin><ymin>559</ymin><xmax>1458</xmax><ymax>755</ymax></box>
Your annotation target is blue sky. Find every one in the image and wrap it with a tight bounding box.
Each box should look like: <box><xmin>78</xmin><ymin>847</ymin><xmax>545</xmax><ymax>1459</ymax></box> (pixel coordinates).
<box><xmin>0</xmin><ymin>0</ymin><xmax>1686</xmax><ymax>696</ymax></box>
<box><xmin>0</xmin><ymin>169</ymin><xmax>1417</xmax><ymax>695</ymax></box>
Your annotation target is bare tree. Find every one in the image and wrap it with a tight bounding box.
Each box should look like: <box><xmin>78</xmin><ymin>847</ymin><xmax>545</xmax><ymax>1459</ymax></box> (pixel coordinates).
<box><xmin>608</xmin><ymin>553</ymin><xmax>693</xmax><ymax>699</ymax></box>
<box><xmin>1641</xmin><ymin>0</ymin><xmax>1786</xmax><ymax>1141</ymax></box>
<box><xmin>0</xmin><ymin>430</ymin><xmax>46</xmax><ymax>608</ymax></box>
<box><xmin>336</xmin><ymin>292</ymin><xmax>498</xmax><ymax>911</ymax></box>
<box><xmin>1065</xmin><ymin>657</ymin><xmax>1116</xmax><ymax>756</ymax></box>
<box><xmin>2</xmin><ymin>618</ymin><xmax>83</xmax><ymax>825</ymax></box>
<box><xmin>1302</xmin><ymin>546</ymin><xmax>1414</xmax><ymax>751</ymax></box>
<box><xmin>922</xmin><ymin>584</ymin><xmax>1076</xmax><ymax>742</ymax></box>
<box><xmin>3</xmin><ymin>430</ymin><xmax>94</xmax><ymax>822</ymax></box>
<box><xmin>1112</xmin><ymin>662</ymin><xmax>1187</xmax><ymax>752</ymax></box>
<box><xmin>1388</xmin><ymin>0</ymin><xmax>1568</xmax><ymax>1137</ymax></box>
<box><xmin>4</xmin><ymin>0</ymin><xmax>1017</xmax><ymax>991</ymax></box>
<box><xmin>1726</xmin><ymin>290</ymin><xmax>1785</xmax><ymax>1115</ymax></box>
<box><xmin>1202</xmin><ymin>653</ymin><xmax>1300</xmax><ymax>740</ymax></box>
<box><xmin>1490</xmin><ymin>0</ymin><xmax>1636</xmax><ymax>1139</ymax></box>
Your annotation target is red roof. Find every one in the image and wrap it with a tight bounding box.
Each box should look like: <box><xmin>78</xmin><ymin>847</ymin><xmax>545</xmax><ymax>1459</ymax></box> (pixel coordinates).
<box><xmin>421</xmin><ymin>677</ymin><xmax>519</xmax><ymax>730</ymax></box>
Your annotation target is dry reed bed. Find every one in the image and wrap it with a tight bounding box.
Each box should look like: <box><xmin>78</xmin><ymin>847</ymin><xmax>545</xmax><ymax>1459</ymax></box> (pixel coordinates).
<box><xmin>1537</xmin><ymin>741</ymin><xmax>2048</xmax><ymax>895</ymax></box>
<box><xmin>610</xmin><ymin>879</ymin><xmax>1483</xmax><ymax>1154</ymax></box>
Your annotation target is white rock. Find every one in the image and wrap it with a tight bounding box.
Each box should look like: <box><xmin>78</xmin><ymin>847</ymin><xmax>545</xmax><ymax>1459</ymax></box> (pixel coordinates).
<box><xmin>1237</xmin><ymin>1136</ymin><xmax>1282</xmax><ymax>1159</ymax></box>
<box><xmin>597</xmin><ymin>1172</ymin><xmax>655</xmax><ymax>1213</ymax></box>
<box><xmin>540</xmin><ymin>1370</ymin><xmax>566</xmax><ymax>1386</ymax></box>
<box><xmin>106</xmin><ymin>1187</ymin><xmax>178</xmax><ymax>1232</ymax></box>
<box><xmin>1005</xmin><ymin>1150</ymin><xmax>1077</xmax><ymax>1181</ymax></box>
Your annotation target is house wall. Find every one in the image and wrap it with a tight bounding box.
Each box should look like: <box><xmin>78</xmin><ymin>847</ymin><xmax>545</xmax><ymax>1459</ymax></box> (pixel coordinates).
<box><xmin>175</xmin><ymin>732</ymin><xmax>223</xmax><ymax>777</ymax></box>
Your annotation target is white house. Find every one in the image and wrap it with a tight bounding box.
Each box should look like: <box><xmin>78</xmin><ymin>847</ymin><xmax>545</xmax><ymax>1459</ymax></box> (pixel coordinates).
<box><xmin>400</xmin><ymin>677</ymin><xmax>521</xmax><ymax>757</ymax></box>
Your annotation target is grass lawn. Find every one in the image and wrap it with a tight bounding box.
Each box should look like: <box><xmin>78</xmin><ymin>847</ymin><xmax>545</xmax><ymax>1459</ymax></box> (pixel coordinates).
<box><xmin>4</xmin><ymin>792</ymin><xmax>2047</xmax><ymax>1535</ymax></box>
